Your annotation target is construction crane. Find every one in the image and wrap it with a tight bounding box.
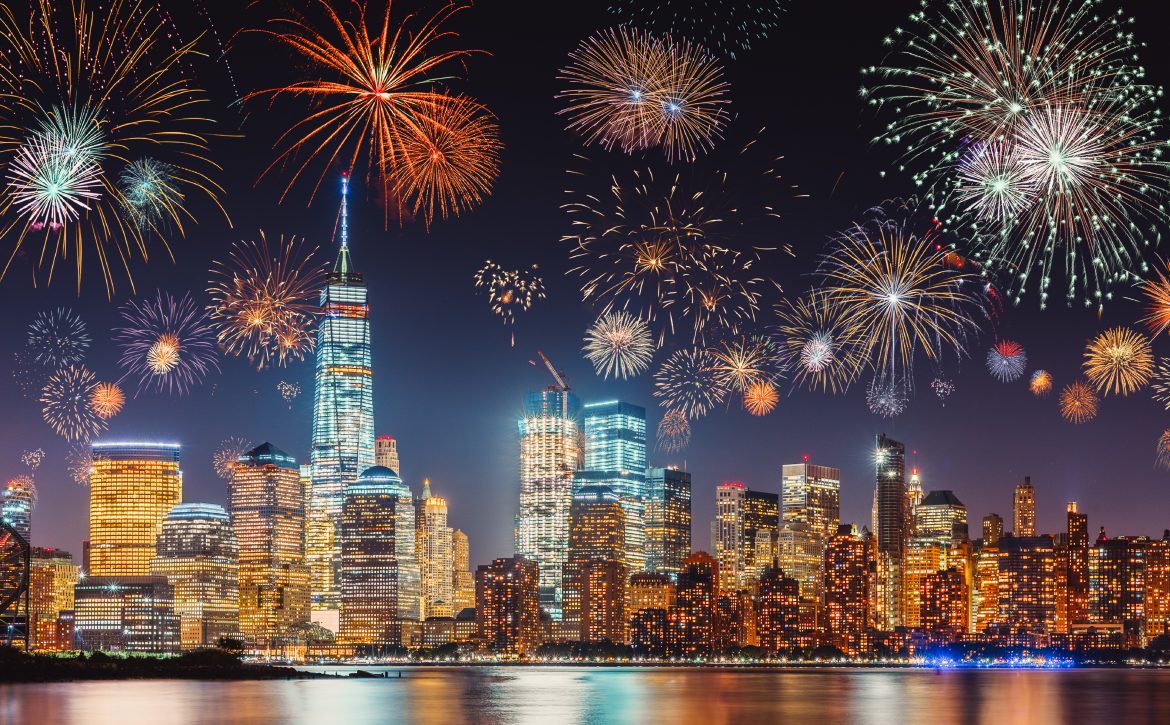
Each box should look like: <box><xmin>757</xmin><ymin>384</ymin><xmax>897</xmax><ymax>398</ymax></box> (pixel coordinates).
<box><xmin>530</xmin><ymin>350</ymin><xmax>569</xmax><ymax>392</ymax></box>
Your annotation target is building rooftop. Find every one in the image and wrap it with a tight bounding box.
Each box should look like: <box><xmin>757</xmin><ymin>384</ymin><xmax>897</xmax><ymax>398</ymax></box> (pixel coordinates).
<box><xmin>921</xmin><ymin>490</ymin><xmax>965</xmax><ymax>507</ymax></box>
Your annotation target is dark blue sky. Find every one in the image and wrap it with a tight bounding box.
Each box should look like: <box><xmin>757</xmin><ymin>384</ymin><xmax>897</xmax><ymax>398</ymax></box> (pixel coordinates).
<box><xmin>5</xmin><ymin>0</ymin><xmax>1170</xmax><ymax>567</ymax></box>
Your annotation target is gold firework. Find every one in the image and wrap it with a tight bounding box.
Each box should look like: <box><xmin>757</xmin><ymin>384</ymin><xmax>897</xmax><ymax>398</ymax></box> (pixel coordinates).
<box><xmin>775</xmin><ymin>290</ymin><xmax>867</xmax><ymax>394</ymax></box>
<box><xmin>1059</xmin><ymin>379</ymin><xmax>1099</xmax><ymax>424</ymax></box>
<box><xmin>1157</xmin><ymin>430</ymin><xmax>1170</xmax><ymax>470</ymax></box>
<box><xmin>147</xmin><ymin>334</ymin><xmax>181</xmax><ymax>374</ymax></box>
<box><xmin>711</xmin><ymin>337</ymin><xmax>768</xmax><ymax>392</ymax></box>
<box><xmin>246</xmin><ymin>0</ymin><xmax>495</xmax><ymax>222</ymax></box>
<box><xmin>1029</xmin><ymin>370</ymin><xmax>1053</xmax><ymax>397</ymax></box>
<box><xmin>1139</xmin><ymin>261</ymin><xmax>1170</xmax><ymax>338</ymax></box>
<box><xmin>1082</xmin><ymin>327</ymin><xmax>1154</xmax><ymax>396</ymax></box>
<box><xmin>89</xmin><ymin>382</ymin><xmax>125</xmax><ymax>420</ymax></box>
<box><xmin>743</xmin><ymin>380</ymin><xmax>778</xmax><ymax>416</ymax></box>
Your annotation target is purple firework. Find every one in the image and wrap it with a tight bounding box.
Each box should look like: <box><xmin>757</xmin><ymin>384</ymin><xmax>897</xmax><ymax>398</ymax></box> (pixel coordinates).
<box><xmin>114</xmin><ymin>291</ymin><xmax>220</xmax><ymax>395</ymax></box>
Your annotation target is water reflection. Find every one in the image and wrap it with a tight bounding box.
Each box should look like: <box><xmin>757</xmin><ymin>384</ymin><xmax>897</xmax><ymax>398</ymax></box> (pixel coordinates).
<box><xmin>4</xmin><ymin>667</ymin><xmax>1170</xmax><ymax>725</ymax></box>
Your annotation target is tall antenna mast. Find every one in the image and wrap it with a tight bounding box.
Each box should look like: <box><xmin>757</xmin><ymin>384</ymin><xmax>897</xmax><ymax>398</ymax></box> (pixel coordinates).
<box><xmin>340</xmin><ymin>172</ymin><xmax>349</xmax><ymax>248</ymax></box>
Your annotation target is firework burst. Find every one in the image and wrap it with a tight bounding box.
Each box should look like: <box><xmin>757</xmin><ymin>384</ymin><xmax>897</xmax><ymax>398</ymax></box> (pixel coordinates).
<box><xmin>277</xmin><ymin>381</ymin><xmax>302</xmax><ymax>407</ymax></box>
<box><xmin>27</xmin><ymin>308</ymin><xmax>90</xmax><ymax>368</ymax></box>
<box><xmin>863</xmin><ymin>0</ymin><xmax>1169</xmax><ymax>309</ymax></box>
<box><xmin>583</xmin><ymin>310</ymin><xmax>654</xmax><ymax>380</ymax></box>
<box><xmin>20</xmin><ymin>449</ymin><xmax>44</xmax><ymax>473</ymax></box>
<box><xmin>558</xmin><ymin>27</ymin><xmax>730</xmax><ymax>161</ymax></box>
<box><xmin>89</xmin><ymin>382</ymin><xmax>125</xmax><ymax>419</ymax></box>
<box><xmin>208</xmin><ymin>233</ymin><xmax>325</xmax><ymax>369</ymax></box>
<box><xmin>245</xmin><ymin>0</ymin><xmax>495</xmax><ymax>222</ymax></box>
<box><xmin>743</xmin><ymin>380</ymin><xmax>778</xmax><ymax>416</ymax></box>
<box><xmin>1059</xmin><ymin>379</ymin><xmax>1099</xmax><ymax>424</ymax></box>
<box><xmin>214</xmin><ymin>437</ymin><xmax>252</xmax><ymax>481</ymax></box>
<box><xmin>40</xmin><ymin>365</ymin><xmax>105</xmax><ymax>441</ymax></box>
<box><xmin>1082</xmin><ymin>327</ymin><xmax>1154</xmax><ymax>396</ymax></box>
<box><xmin>1139</xmin><ymin>260</ymin><xmax>1170</xmax><ymax>338</ymax></box>
<box><xmin>607</xmin><ymin>0</ymin><xmax>786</xmax><ymax>60</ymax></box>
<box><xmin>1157</xmin><ymin>430</ymin><xmax>1170</xmax><ymax>471</ymax></box>
<box><xmin>711</xmin><ymin>336</ymin><xmax>773</xmax><ymax>393</ymax></box>
<box><xmin>774</xmin><ymin>290</ymin><xmax>866</xmax><ymax>394</ymax></box>
<box><xmin>653</xmin><ymin>347</ymin><xmax>729</xmax><ymax>418</ymax></box>
<box><xmin>0</xmin><ymin>0</ymin><xmax>226</xmax><ymax>295</ymax></box>
<box><xmin>866</xmin><ymin>379</ymin><xmax>908</xmax><ymax>418</ymax></box>
<box><xmin>66</xmin><ymin>445</ymin><xmax>93</xmax><ymax>486</ymax></box>
<box><xmin>819</xmin><ymin>206</ymin><xmax>983</xmax><ymax>389</ymax></box>
<box><xmin>1029</xmin><ymin>370</ymin><xmax>1053</xmax><ymax>397</ymax></box>
<box><xmin>931</xmin><ymin>377</ymin><xmax>955</xmax><ymax>403</ymax></box>
<box><xmin>474</xmin><ymin>261</ymin><xmax>545</xmax><ymax>346</ymax></box>
<box><xmin>655</xmin><ymin>408</ymin><xmax>692</xmax><ymax>453</ymax></box>
<box><xmin>986</xmin><ymin>340</ymin><xmax>1027</xmax><ymax>383</ymax></box>
<box><xmin>115</xmin><ymin>292</ymin><xmax>219</xmax><ymax>395</ymax></box>
<box><xmin>119</xmin><ymin>158</ymin><xmax>184</xmax><ymax>231</ymax></box>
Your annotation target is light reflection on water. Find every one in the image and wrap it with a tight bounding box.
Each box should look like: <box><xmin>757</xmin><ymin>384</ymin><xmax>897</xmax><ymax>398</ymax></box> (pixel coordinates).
<box><xmin>4</xmin><ymin>666</ymin><xmax>1170</xmax><ymax>725</ymax></box>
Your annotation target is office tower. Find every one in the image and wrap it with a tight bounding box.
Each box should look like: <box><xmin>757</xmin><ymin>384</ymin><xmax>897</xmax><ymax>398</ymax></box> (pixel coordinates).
<box><xmin>715</xmin><ymin>482</ymin><xmax>778</xmax><ymax>591</ymax></box>
<box><xmin>905</xmin><ymin>468</ymin><xmax>924</xmax><ymax>537</ymax></box>
<box><xmin>339</xmin><ymin>466</ymin><xmax>418</xmax><ymax>645</ymax></box>
<box><xmin>73</xmin><ymin>576</ymin><xmax>179</xmax><ymax>653</ymax></box>
<box><xmin>28</xmin><ymin>548</ymin><xmax>78</xmax><ymax>651</ymax></box>
<box><xmin>149</xmin><ymin>503</ymin><xmax>239</xmax><ymax>650</ymax></box>
<box><xmin>563</xmin><ymin>485</ymin><xmax>626</xmax><ymax>640</ymax></box>
<box><xmin>744</xmin><ymin>490</ymin><xmax>779</xmax><ymax>580</ymax></box>
<box><xmin>1090</xmin><ymin>531</ymin><xmax>1148</xmax><ymax>647</ymax></box>
<box><xmin>1013</xmin><ymin>477</ymin><xmax>1036</xmax><ymax>536</ymax></box>
<box><xmin>872</xmin><ymin>434</ymin><xmax>906</xmax><ymax>629</ymax></box>
<box><xmin>982</xmin><ymin>513</ymin><xmax>1004</xmax><ymax>546</ymax></box>
<box><xmin>915</xmin><ymin>491</ymin><xmax>969</xmax><ymax>547</ymax></box>
<box><xmin>581</xmin><ymin>560</ymin><xmax>627</xmax><ymax>643</ymax></box>
<box><xmin>476</xmin><ymin>556</ymin><xmax>541</xmax><ymax>656</ymax></box>
<box><xmin>375</xmin><ymin>435</ymin><xmax>400</xmax><ymax>474</ymax></box>
<box><xmin>1</xmin><ymin>476</ymin><xmax>34</xmax><ymax>543</ymax></box>
<box><xmin>776</xmin><ymin>522</ymin><xmax>821</xmax><ymax>601</ymax></box>
<box><xmin>575</xmin><ymin>401</ymin><xmax>648</xmax><ymax>574</ymax></box>
<box><xmin>1145</xmin><ymin>534</ymin><xmax>1170</xmax><ymax>641</ymax></box>
<box><xmin>996</xmin><ymin>535</ymin><xmax>1058</xmax><ymax>640</ymax></box>
<box><xmin>973</xmin><ymin>543</ymin><xmax>1001</xmax><ymax>634</ymax></box>
<box><xmin>669</xmin><ymin>552</ymin><xmax>719</xmax><ymax>657</ymax></box>
<box><xmin>630</xmin><ymin>608</ymin><xmax>669</xmax><ymax>656</ymax></box>
<box><xmin>757</xmin><ymin>566</ymin><xmax>800</xmax><ymax>654</ymax></box>
<box><xmin>1067</xmin><ymin>502</ymin><xmax>1089</xmax><ymax>627</ymax></box>
<box><xmin>920</xmin><ymin>568</ymin><xmax>968</xmax><ymax>638</ymax></box>
<box><xmin>452</xmin><ymin>529</ymin><xmax>475</xmax><ymax>613</ymax></box>
<box><xmin>309</xmin><ymin>174</ymin><xmax>375</xmax><ymax>615</ymax></box>
<box><xmin>230</xmin><ymin>443</ymin><xmax>310</xmax><ymax>645</ymax></box>
<box><xmin>517</xmin><ymin>386</ymin><xmax>581</xmax><ymax>621</ymax></box>
<box><xmin>628</xmin><ymin>572</ymin><xmax>676</xmax><ymax>616</ymax></box>
<box><xmin>781</xmin><ymin>462</ymin><xmax>841</xmax><ymax>540</ymax></box>
<box><xmin>418</xmin><ymin>492</ymin><xmax>454</xmax><ymax>619</ymax></box>
<box><xmin>823</xmin><ymin>524</ymin><xmax>870</xmax><ymax>657</ymax></box>
<box><xmin>900</xmin><ymin>539</ymin><xmax>947</xmax><ymax>630</ymax></box>
<box><xmin>88</xmin><ymin>442</ymin><xmax>183</xmax><ymax>577</ymax></box>
<box><xmin>644</xmin><ymin>466</ymin><xmax>691</xmax><ymax>578</ymax></box>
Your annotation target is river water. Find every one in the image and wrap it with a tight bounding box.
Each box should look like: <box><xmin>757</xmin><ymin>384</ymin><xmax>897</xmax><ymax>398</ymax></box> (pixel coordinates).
<box><xmin>4</xmin><ymin>665</ymin><xmax>1170</xmax><ymax>724</ymax></box>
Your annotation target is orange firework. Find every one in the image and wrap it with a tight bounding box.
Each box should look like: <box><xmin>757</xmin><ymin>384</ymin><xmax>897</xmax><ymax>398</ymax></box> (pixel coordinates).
<box><xmin>1029</xmin><ymin>370</ymin><xmax>1053</xmax><ymax>397</ymax></box>
<box><xmin>1140</xmin><ymin>261</ymin><xmax>1170</xmax><ymax>337</ymax></box>
<box><xmin>1082</xmin><ymin>327</ymin><xmax>1154</xmax><ymax>396</ymax></box>
<box><xmin>247</xmin><ymin>0</ymin><xmax>495</xmax><ymax>220</ymax></box>
<box><xmin>743</xmin><ymin>380</ymin><xmax>778</xmax><ymax>416</ymax></box>
<box><xmin>391</xmin><ymin>96</ymin><xmax>502</xmax><ymax>227</ymax></box>
<box><xmin>1059</xmin><ymin>379</ymin><xmax>1099</xmax><ymax>424</ymax></box>
<box><xmin>89</xmin><ymin>382</ymin><xmax>125</xmax><ymax>420</ymax></box>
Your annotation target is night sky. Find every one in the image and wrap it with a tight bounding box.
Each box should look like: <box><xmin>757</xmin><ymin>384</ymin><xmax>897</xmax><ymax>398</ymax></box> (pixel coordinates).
<box><xmin>6</xmin><ymin>0</ymin><xmax>1170</xmax><ymax>568</ymax></box>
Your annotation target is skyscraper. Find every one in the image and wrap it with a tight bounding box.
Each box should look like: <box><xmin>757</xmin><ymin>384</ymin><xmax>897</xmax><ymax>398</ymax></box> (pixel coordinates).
<box><xmin>715</xmin><ymin>482</ymin><xmax>779</xmax><ymax>590</ymax></box>
<box><xmin>982</xmin><ymin>513</ymin><xmax>1004</xmax><ymax>546</ymax></box>
<box><xmin>149</xmin><ymin>503</ymin><xmax>239</xmax><ymax>650</ymax></box>
<box><xmin>996</xmin><ymin>535</ymin><xmax>1058</xmax><ymax>640</ymax></box>
<box><xmin>757</xmin><ymin>565</ymin><xmax>800</xmax><ymax>654</ymax></box>
<box><xmin>1090</xmin><ymin>531</ymin><xmax>1148</xmax><ymax>647</ymax></box>
<box><xmin>823</xmin><ymin>524</ymin><xmax>871</xmax><ymax>657</ymax></box>
<box><xmin>669</xmin><ymin>551</ymin><xmax>719</xmax><ymax>657</ymax></box>
<box><xmin>73</xmin><ymin>576</ymin><xmax>179</xmax><ymax>653</ymax></box>
<box><xmin>476</xmin><ymin>556</ymin><xmax>541</xmax><ymax>656</ymax></box>
<box><xmin>88</xmin><ymin>442</ymin><xmax>183</xmax><ymax>577</ymax></box>
<box><xmin>28</xmin><ymin>548</ymin><xmax>78</xmax><ymax>651</ymax></box>
<box><xmin>1014</xmin><ymin>477</ymin><xmax>1036</xmax><ymax>537</ymax></box>
<box><xmin>375</xmin><ymin>435</ymin><xmax>400</xmax><ymax>474</ymax></box>
<box><xmin>309</xmin><ymin>173</ymin><xmax>375</xmax><ymax>616</ymax></box>
<box><xmin>1</xmin><ymin>476</ymin><xmax>34</xmax><ymax>544</ymax></box>
<box><xmin>575</xmin><ymin>401</ymin><xmax>647</xmax><ymax>573</ymax></box>
<box><xmin>644</xmin><ymin>466</ymin><xmax>691</xmax><ymax>578</ymax></box>
<box><xmin>517</xmin><ymin>386</ymin><xmax>581</xmax><ymax>621</ymax></box>
<box><xmin>339</xmin><ymin>466</ymin><xmax>418</xmax><ymax>645</ymax></box>
<box><xmin>780</xmin><ymin>461</ymin><xmax>840</xmax><ymax>601</ymax></box>
<box><xmin>452</xmin><ymin>529</ymin><xmax>475</xmax><ymax>613</ymax></box>
<box><xmin>1067</xmin><ymin>502</ymin><xmax>1089</xmax><ymax>627</ymax></box>
<box><xmin>872</xmin><ymin>434</ymin><xmax>906</xmax><ymax>629</ymax></box>
<box><xmin>915</xmin><ymin>491</ymin><xmax>969</xmax><ymax>547</ymax></box>
<box><xmin>230</xmin><ymin>443</ymin><xmax>310</xmax><ymax>646</ymax></box>
<box><xmin>417</xmin><ymin>490</ymin><xmax>454</xmax><ymax>619</ymax></box>
<box><xmin>563</xmin><ymin>485</ymin><xmax>626</xmax><ymax>640</ymax></box>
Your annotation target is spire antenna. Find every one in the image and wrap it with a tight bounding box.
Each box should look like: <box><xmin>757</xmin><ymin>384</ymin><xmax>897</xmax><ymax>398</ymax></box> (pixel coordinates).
<box><xmin>340</xmin><ymin>172</ymin><xmax>349</xmax><ymax>249</ymax></box>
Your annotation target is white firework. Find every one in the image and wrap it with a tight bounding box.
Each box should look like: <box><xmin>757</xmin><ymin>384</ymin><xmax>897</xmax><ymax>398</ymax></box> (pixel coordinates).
<box><xmin>583</xmin><ymin>310</ymin><xmax>654</xmax><ymax>380</ymax></box>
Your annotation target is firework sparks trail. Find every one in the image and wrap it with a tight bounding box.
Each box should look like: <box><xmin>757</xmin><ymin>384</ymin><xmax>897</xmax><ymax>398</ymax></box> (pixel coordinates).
<box><xmin>653</xmin><ymin>347</ymin><xmax>729</xmax><ymax>418</ymax></box>
<box><xmin>115</xmin><ymin>292</ymin><xmax>220</xmax><ymax>395</ymax></box>
<box><xmin>655</xmin><ymin>407</ymin><xmax>692</xmax><ymax>453</ymax></box>
<box><xmin>474</xmin><ymin>261</ymin><xmax>545</xmax><ymax>346</ymax></box>
<box><xmin>583</xmin><ymin>310</ymin><xmax>654</xmax><ymax>380</ymax></box>
<box><xmin>1082</xmin><ymin>327</ymin><xmax>1154</xmax><ymax>396</ymax></box>
<box><xmin>27</xmin><ymin>308</ymin><xmax>90</xmax><ymax>368</ymax></box>
<box><xmin>213</xmin><ymin>436</ymin><xmax>252</xmax><ymax>481</ymax></box>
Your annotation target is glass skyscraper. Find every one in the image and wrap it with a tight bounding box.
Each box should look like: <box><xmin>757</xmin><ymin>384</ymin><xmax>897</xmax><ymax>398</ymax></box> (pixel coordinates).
<box><xmin>309</xmin><ymin>173</ymin><xmax>374</xmax><ymax>615</ymax></box>
<box><xmin>645</xmin><ymin>466</ymin><xmax>691</xmax><ymax>579</ymax></box>
<box><xmin>517</xmin><ymin>388</ymin><xmax>581</xmax><ymax>621</ymax></box>
<box><xmin>575</xmin><ymin>400</ymin><xmax>647</xmax><ymax>573</ymax></box>
<box><xmin>873</xmin><ymin>433</ymin><xmax>907</xmax><ymax>629</ymax></box>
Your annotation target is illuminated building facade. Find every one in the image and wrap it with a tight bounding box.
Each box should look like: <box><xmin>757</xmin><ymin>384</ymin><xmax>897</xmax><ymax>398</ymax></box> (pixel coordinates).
<box><xmin>29</xmin><ymin>548</ymin><xmax>78</xmax><ymax>651</ymax></box>
<box><xmin>900</xmin><ymin>539</ymin><xmax>947</xmax><ymax>630</ymax></box>
<box><xmin>1013</xmin><ymin>477</ymin><xmax>1036</xmax><ymax>537</ymax></box>
<box><xmin>1</xmin><ymin>476</ymin><xmax>34</xmax><ymax>543</ymax></box>
<box><xmin>982</xmin><ymin>513</ymin><xmax>1004</xmax><ymax>546</ymax></box>
<box><xmin>1090</xmin><ymin>532</ymin><xmax>1148</xmax><ymax>647</ymax></box>
<box><xmin>517</xmin><ymin>388</ymin><xmax>581</xmax><ymax>621</ymax></box>
<box><xmin>230</xmin><ymin>443</ymin><xmax>310</xmax><ymax>645</ymax></box>
<box><xmin>973</xmin><ymin>544</ymin><xmax>1001</xmax><ymax>633</ymax></box>
<box><xmin>1145</xmin><ymin>536</ymin><xmax>1170</xmax><ymax>640</ymax></box>
<box><xmin>630</xmin><ymin>608</ymin><xmax>669</xmax><ymax>656</ymax></box>
<box><xmin>715</xmin><ymin>482</ymin><xmax>778</xmax><ymax>591</ymax></box>
<box><xmin>872</xmin><ymin>434</ymin><xmax>906</xmax><ymax>630</ymax></box>
<box><xmin>823</xmin><ymin>524</ymin><xmax>870</xmax><ymax>657</ymax></box>
<box><xmin>339</xmin><ymin>467</ymin><xmax>419</xmax><ymax>645</ymax></box>
<box><xmin>452</xmin><ymin>529</ymin><xmax>475</xmax><ymax>613</ymax></box>
<box><xmin>375</xmin><ymin>435</ymin><xmax>400</xmax><ymax>474</ymax></box>
<box><xmin>777</xmin><ymin>522</ymin><xmax>821</xmax><ymax>602</ymax></box>
<box><xmin>915</xmin><ymin>490</ymin><xmax>969</xmax><ymax>547</ymax></box>
<box><xmin>88</xmin><ymin>442</ymin><xmax>183</xmax><ymax>577</ymax></box>
<box><xmin>575</xmin><ymin>401</ymin><xmax>647</xmax><ymax>574</ymax></box>
<box><xmin>1067</xmin><ymin>502</ymin><xmax>1089</xmax><ymax>627</ymax></box>
<box><xmin>476</xmin><ymin>556</ymin><xmax>541</xmax><ymax>656</ymax></box>
<box><xmin>309</xmin><ymin>174</ymin><xmax>375</xmax><ymax>614</ymax></box>
<box><xmin>757</xmin><ymin>566</ymin><xmax>800</xmax><ymax>653</ymax></box>
<box><xmin>920</xmin><ymin>567</ymin><xmax>968</xmax><ymax>639</ymax></box>
<box><xmin>644</xmin><ymin>466</ymin><xmax>691</xmax><ymax>578</ymax></box>
<box><xmin>905</xmin><ymin>469</ymin><xmax>924</xmax><ymax>537</ymax></box>
<box><xmin>563</xmin><ymin>485</ymin><xmax>625</xmax><ymax>640</ymax></box>
<box><xmin>782</xmin><ymin>462</ymin><xmax>841</xmax><ymax>542</ymax></box>
<box><xmin>996</xmin><ymin>535</ymin><xmax>1058</xmax><ymax>640</ymax></box>
<box><xmin>628</xmin><ymin>572</ymin><xmax>675</xmax><ymax>616</ymax></box>
<box><xmin>417</xmin><ymin>489</ymin><xmax>454</xmax><ymax>619</ymax></box>
<box><xmin>149</xmin><ymin>503</ymin><xmax>239</xmax><ymax>649</ymax></box>
<box><xmin>73</xmin><ymin>576</ymin><xmax>179</xmax><ymax>653</ymax></box>
<box><xmin>669</xmin><ymin>551</ymin><xmax>719</xmax><ymax>657</ymax></box>
<box><xmin>581</xmin><ymin>560</ymin><xmax>627</xmax><ymax>643</ymax></box>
